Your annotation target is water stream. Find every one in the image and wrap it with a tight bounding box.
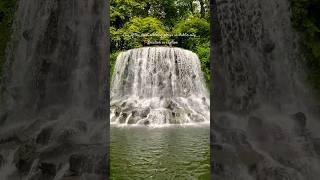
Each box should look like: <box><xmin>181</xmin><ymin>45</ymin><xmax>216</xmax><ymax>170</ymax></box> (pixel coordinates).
<box><xmin>110</xmin><ymin>47</ymin><xmax>210</xmax><ymax>125</ymax></box>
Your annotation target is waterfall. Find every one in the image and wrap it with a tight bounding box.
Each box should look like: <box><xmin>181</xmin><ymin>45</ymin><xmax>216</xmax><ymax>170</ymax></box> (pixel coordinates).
<box><xmin>0</xmin><ymin>0</ymin><xmax>108</xmax><ymax>179</ymax></box>
<box><xmin>212</xmin><ymin>0</ymin><xmax>320</xmax><ymax>179</ymax></box>
<box><xmin>110</xmin><ymin>47</ymin><xmax>209</xmax><ymax>125</ymax></box>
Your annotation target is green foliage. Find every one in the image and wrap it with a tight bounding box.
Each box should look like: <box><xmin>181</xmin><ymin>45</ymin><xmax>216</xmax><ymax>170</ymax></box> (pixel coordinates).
<box><xmin>111</xmin><ymin>17</ymin><xmax>169</xmax><ymax>50</ymax></box>
<box><xmin>289</xmin><ymin>0</ymin><xmax>320</xmax><ymax>97</ymax></box>
<box><xmin>111</xmin><ymin>0</ymin><xmax>148</xmax><ymax>28</ymax></box>
<box><xmin>195</xmin><ymin>44</ymin><xmax>210</xmax><ymax>88</ymax></box>
<box><xmin>173</xmin><ymin>15</ymin><xmax>210</xmax><ymax>87</ymax></box>
<box><xmin>0</xmin><ymin>0</ymin><xmax>16</xmax><ymax>78</ymax></box>
<box><xmin>110</xmin><ymin>0</ymin><xmax>211</xmax><ymax>88</ymax></box>
<box><xmin>173</xmin><ymin>15</ymin><xmax>210</xmax><ymax>50</ymax></box>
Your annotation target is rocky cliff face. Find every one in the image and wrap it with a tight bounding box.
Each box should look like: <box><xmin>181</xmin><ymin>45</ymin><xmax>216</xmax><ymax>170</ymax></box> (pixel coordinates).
<box><xmin>212</xmin><ymin>0</ymin><xmax>320</xmax><ymax>179</ymax></box>
<box><xmin>0</xmin><ymin>0</ymin><xmax>109</xmax><ymax>179</ymax></box>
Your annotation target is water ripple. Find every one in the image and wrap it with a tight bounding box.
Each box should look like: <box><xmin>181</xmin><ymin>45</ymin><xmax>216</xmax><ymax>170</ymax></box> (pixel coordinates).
<box><xmin>111</xmin><ymin>125</ymin><xmax>210</xmax><ymax>179</ymax></box>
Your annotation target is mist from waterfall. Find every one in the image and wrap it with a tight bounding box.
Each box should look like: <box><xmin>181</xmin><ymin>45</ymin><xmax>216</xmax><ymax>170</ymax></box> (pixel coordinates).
<box><xmin>110</xmin><ymin>47</ymin><xmax>209</xmax><ymax>126</ymax></box>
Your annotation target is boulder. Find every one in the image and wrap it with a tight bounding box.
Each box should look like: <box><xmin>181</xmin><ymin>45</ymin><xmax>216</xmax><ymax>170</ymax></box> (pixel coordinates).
<box><xmin>118</xmin><ymin>113</ymin><xmax>128</xmax><ymax>124</ymax></box>
<box><xmin>140</xmin><ymin>108</ymin><xmax>150</xmax><ymax>118</ymax></box>
<box><xmin>144</xmin><ymin>120</ymin><xmax>150</xmax><ymax>126</ymax></box>
<box><xmin>127</xmin><ymin>116</ymin><xmax>139</xmax><ymax>124</ymax></box>
<box><xmin>114</xmin><ymin>107</ymin><xmax>121</xmax><ymax>117</ymax></box>
<box><xmin>39</xmin><ymin>162</ymin><xmax>56</xmax><ymax>177</ymax></box>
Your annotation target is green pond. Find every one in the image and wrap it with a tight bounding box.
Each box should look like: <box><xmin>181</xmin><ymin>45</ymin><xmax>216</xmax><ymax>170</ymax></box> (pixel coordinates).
<box><xmin>110</xmin><ymin>125</ymin><xmax>210</xmax><ymax>180</ymax></box>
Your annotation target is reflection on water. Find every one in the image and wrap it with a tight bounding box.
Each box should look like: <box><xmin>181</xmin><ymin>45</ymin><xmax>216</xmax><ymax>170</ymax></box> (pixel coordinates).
<box><xmin>110</xmin><ymin>125</ymin><xmax>210</xmax><ymax>179</ymax></box>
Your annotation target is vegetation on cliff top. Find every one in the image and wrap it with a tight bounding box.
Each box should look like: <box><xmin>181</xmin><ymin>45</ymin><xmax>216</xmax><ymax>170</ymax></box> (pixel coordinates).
<box><xmin>290</xmin><ymin>0</ymin><xmax>320</xmax><ymax>98</ymax></box>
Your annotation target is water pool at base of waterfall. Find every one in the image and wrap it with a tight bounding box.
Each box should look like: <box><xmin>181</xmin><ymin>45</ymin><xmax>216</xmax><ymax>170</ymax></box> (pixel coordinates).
<box><xmin>110</xmin><ymin>125</ymin><xmax>210</xmax><ymax>179</ymax></box>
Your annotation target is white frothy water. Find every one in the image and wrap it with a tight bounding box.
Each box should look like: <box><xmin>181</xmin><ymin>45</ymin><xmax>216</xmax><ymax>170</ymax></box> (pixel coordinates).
<box><xmin>110</xmin><ymin>47</ymin><xmax>209</xmax><ymax>125</ymax></box>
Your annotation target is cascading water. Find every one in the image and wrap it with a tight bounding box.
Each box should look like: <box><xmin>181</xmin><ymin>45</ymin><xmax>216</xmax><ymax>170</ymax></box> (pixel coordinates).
<box><xmin>0</xmin><ymin>0</ymin><xmax>108</xmax><ymax>179</ymax></box>
<box><xmin>110</xmin><ymin>47</ymin><xmax>210</xmax><ymax>125</ymax></box>
<box><xmin>212</xmin><ymin>0</ymin><xmax>320</xmax><ymax>179</ymax></box>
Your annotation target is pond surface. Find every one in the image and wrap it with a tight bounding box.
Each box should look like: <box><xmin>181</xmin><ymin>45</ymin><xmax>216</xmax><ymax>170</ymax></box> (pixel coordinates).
<box><xmin>110</xmin><ymin>125</ymin><xmax>210</xmax><ymax>180</ymax></box>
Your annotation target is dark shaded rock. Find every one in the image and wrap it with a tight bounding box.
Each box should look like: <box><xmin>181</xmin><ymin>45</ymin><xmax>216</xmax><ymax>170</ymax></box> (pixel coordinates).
<box><xmin>36</xmin><ymin>127</ymin><xmax>53</xmax><ymax>145</ymax></box>
<box><xmin>263</xmin><ymin>41</ymin><xmax>275</xmax><ymax>53</ymax></box>
<box><xmin>122</xmin><ymin>103</ymin><xmax>135</xmax><ymax>112</ymax></box>
<box><xmin>119</xmin><ymin>113</ymin><xmax>128</xmax><ymax>124</ymax></box>
<box><xmin>0</xmin><ymin>134</ymin><xmax>21</xmax><ymax>144</ymax></box>
<box><xmin>14</xmin><ymin>143</ymin><xmax>38</xmax><ymax>173</ymax></box>
<box><xmin>39</xmin><ymin>162</ymin><xmax>56</xmax><ymax>176</ymax></box>
<box><xmin>114</xmin><ymin>107</ymin><xmax>121</xmax><ymax>117</ymax></box>
<box><xmin>23</xmin><ymin>30</ymin><xmax>33</xmax><ymax>41</ymax></box>
<box><xmin>140</xmin><ymin>108</ymin><xmax>150</xmax><ymax>118</ymax></box>
<box><xmin>131</xmin><ymin>110</ymin><xmax>138</xmax><ymax>117</ymax></box>
<box><xmin>166</xmin><ymin>100</ymin><xmax>177</xmax><ymax>110</ymax></box>
<box><xmin>144</xmin><ymin>120</ymin><xmax>150</xmax><ymax>126</ymax></box>
<box><xmin>248</xmin><ymin>163</ymin><xmax>257</xmax><ymax>174</ymax></box>
<box><xmin>27</xmin><ymin>162</ymin><xmax>57</xmax><ymax>180</ymax></box>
